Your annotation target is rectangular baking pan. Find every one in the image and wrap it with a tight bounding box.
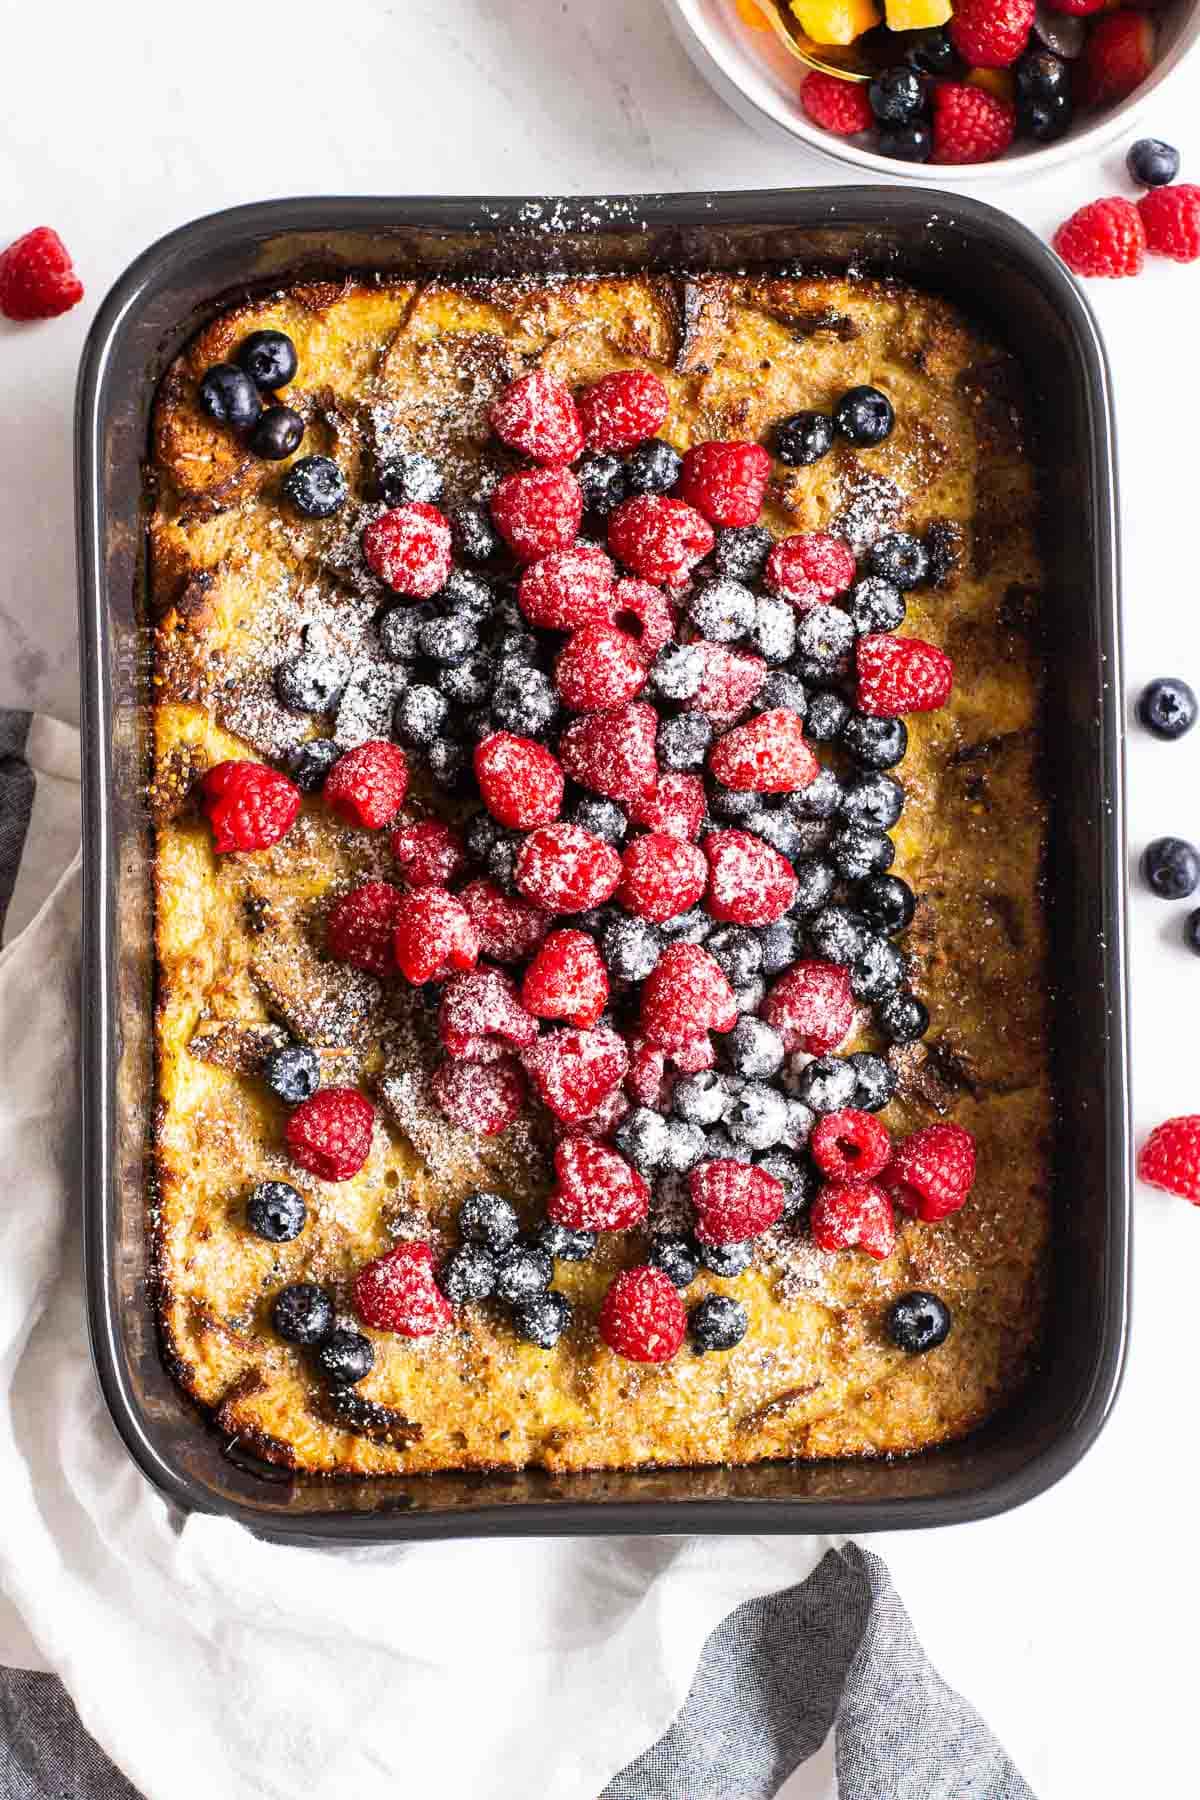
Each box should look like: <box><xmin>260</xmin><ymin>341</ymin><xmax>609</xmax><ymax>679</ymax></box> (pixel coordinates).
<box><xmin>76</xmin><ymin>189</ymin><xmax>1130</xmax><ymax>1542</ymax></box>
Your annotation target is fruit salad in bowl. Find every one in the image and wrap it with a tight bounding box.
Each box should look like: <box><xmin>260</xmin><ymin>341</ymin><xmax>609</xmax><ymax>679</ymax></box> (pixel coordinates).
<box><xmin>666</xmin><ymin>0</ymin><xmax>1199</xmax><ymax>172</ymax></box>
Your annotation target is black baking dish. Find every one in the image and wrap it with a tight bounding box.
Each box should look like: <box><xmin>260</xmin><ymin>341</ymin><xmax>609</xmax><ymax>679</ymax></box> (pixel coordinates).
<box><xmin>76</xmin><ymin>190</ymin><xmax>1130</xmax><ymax>1543</ymax></box>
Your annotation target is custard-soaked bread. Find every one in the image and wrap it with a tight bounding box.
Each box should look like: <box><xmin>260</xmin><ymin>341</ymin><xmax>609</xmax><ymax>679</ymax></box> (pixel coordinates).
<box><xmin>150</xmin><ymin>272</ymin><xmax>1051</xmax><ymax>1476</ymax></box>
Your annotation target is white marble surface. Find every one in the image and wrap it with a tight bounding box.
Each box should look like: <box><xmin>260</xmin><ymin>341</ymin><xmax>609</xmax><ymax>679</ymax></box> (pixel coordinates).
<box><xmin>2</xmin><ymin>1</ymin><xmax>1199</xmax><ymax>1794</ymax></box>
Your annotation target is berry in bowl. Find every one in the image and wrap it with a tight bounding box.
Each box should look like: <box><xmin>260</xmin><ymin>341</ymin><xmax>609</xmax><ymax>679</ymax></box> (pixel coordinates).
<box><xmin>665</xmin><ymin>0</ymin><xmax>1200</xmax><ymax>173</ymax></box>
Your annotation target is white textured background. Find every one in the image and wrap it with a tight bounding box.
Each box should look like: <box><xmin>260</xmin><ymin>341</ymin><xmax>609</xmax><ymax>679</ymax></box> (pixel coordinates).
<box><xmin>0</xmin><ymin>2</ymin><xmax>1197</xmax><ymax>1794</ymax></box>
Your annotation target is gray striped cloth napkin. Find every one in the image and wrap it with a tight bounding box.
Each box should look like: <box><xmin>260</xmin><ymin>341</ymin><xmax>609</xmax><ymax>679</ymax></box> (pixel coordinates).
<box><xmin>0</xmin><ymin>709</ymin><xmax>1034</xmax><ymax>1800</ymax></box>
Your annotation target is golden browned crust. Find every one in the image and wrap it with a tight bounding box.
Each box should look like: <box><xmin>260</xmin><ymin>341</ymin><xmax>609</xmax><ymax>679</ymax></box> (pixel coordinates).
<box><xmin>148</xmin><ymin>271</ymin><xmax>1051</xmax><ymax>1477</ymax></box>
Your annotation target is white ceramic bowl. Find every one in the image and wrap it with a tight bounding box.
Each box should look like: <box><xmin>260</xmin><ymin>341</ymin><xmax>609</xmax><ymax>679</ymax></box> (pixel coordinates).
<box><xmin>665</xmin><ymin>0</ymin><xmax>1200</xmax><ymax>179</ymax></box>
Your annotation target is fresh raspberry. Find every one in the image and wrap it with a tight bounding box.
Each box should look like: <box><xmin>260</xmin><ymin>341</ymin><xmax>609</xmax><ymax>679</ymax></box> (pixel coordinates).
<box><xmin>353</xmin><ymin>1242</ymin><xmax>453</xmax><ymax>1336</ymax></box>
<box><xmin>598</xmin><ymin>1267</ymin><xmax>687</xmax><ymax>1363</ymax></box>
<box><xmin>555</xmin><ymin>622</ymin><xmax>647</xmax><ymax>712</ymax></box>
<box><xmin>491</xmin><ymin>467</ymin><xmax>584</xmax><ymax>561</ymax></box>
<box><xmin>578</xmin><ymin>369</ymin><xmax>670</xmax><ymax>452</ymax></box>
<box><xmin>671</xmin><ymin>1034</ymin><xmax>717</xmax><ymax>1074</ymax></box>
<box><xmin>430</xmin><ymin>1054</ymin><xmax>527</xmax><ymax>1136</ymax></box>
<box><xmin>708</xmin><ymin>709</ymin><xmax>819</xmax><ymax>794</ymax></box>
<box><xmin>1137</xmin><ymin>1114</ymin><xmax>1200</xmax><ymax>1204</ymax></box>
<box><xmin>761</xmin><ymin>961</ymin><xmax>855</xmax><ymax>1055</ymax></box>
<box><xmin>559</xmin><ymin>701</ymin><xmax>659</xmax><ymax>809</ymax></box>
<box><xmin>685</xmin><ymin>643</ymin><xmax>767</xmax><ymax>722</ymax></box>
<box><xmin>389</xmin><ymin>819</ymin><xmax>465</xmax><ymax>888</ymax></box>
<box><xmin>689</xmin><ymin>1160</ymin><xmax>785</xmax><ymax>1244</ymax></box>
<box><xmin>522</xmin><ymin>929</ymin><xmax>609</xmax><ymax>1029</ymax></box>
<box><xmin>610</xmin><ymin>579</ymin><xmax>677</xmax><ymax>662</ymax></box>
<box><xmin>883</xmin><ymin>1122</ymin><xmax>976</xmax><ymax>1223</ymax></box>
<box><xmin>327</xmin><ymin>879</ymin><xmax>405</xmax><ymax>977</ymax></box>
<box><xmin>393</xmin><ymin>889</ymin><xmax>479</xmax><ymax>984</ymax></box>
<box><xmin>931</xmin><ymin>82</ymin><xmax>1016</xmax><ymax>164</ymax></box>
<box><xmin>810</xmin><ymin>1182</ymin><xmax>896</xmax><ymax>1260</ymax></box>
<box><xmin>285</xmin><ymin>1088</ymin><xmax>375</xmax><ymax>1182</ymax></box>
<box><xmin>1053</xmin><ymin>197</ymin><xmax>1145</xmax><ymax>278</ymax></box>
<box><xmin>514</xmin><ymin>822</ymin><xmax>623</xmax><ymax>913</ymax></box>
<box><xmin>0</xmin><ymin>227</ymin><xmax>84</xmax><ymax>321</ymax></box>
<box><xmin>324</xmin><ymin>739</ymin><xmax>410</xmax><ymax>828</ymax></box>
<box><xmin>678</xmin><ymin>440</ymin><xmax>772</xmax><ymax>528</ymax></box>
<box><xmin>1078</xmin><ymin>11</ymin><xmax>1155</xmax><ymax>108</ymax></box>
<box><xmin>200</xmin><ymin>761</ymin><xmax>301</xmax><ymax>853</ymax></box>
<box><xmin>626</xmin><ymin>1037</ymin><xmax>672</xmax><ymax>1108</ymax></box>
<box><xmin>1138</xmin><ymin>184</ymin><xmax>1200</xmax><ymax>263</ymax></box>
<box><xmin>438</xmin><ymin>966</ymin><xmax>539</xmax><ymax>1059</ymax></box>
<box><xmin>489</xmin><ymin>368</ymin><xmax>584</xmax><ymax>465</ymax></box>
<box><xmin>474</xmin><ymin>733</ymin><xmax>565</xmax><ymax>829</ymax></box>
<box><xmin>522</xmin><ymin>1024</ymin><xmax>630</xmax><ymax>1123</ymax></box>
<box><xmin>948</xmin><ymin>0</ymin><xmax>1034</xmax><ymax>67</ymax></box>
<box><xmin>459</xmin><ymin>878</ymin><xmax>549</xmax><ymax>962</ymax></box>
<box><xmin>703</xmin><ymin>830</ymin><xmax>797</xmax><ymax>925</ymax></box>
<box><xmin>608</xmin><ymin>494</ymin><xmax>715</xmax><ymax>587</ymax></box>
<box><xmin>618</xmin><ymin>832</ymin><xmax>708</xmax><ymax>922</ymax></box>
<box><xmin>548</xmin><ymin>1137</ymin><xmax>650</xmax><ymax>1230</ymax></box>
<box><xmin>518</xmin><ymin>544</ymin><xmax>616</xmax><ymax>630</ymax></box>
<box><xmin>811</xmin><ymin>1109</ymin><xmax>892</xmax><ymax>1183</ymax></box>
<box><xmin>856</xmin><ymin>634</ymin><xmax>953</xmax><ymax>716</ymax></box>
<box><xmin>567</xmin><ymin>1083</ymin><xmax>630</xmax><ymax>1142</ymax></box>
<box><xmin>630</xmin><ymin>771</ymin><xmax>706</xmax><ymax>841</ymax></box>
<box><xmin>361</xmin><ymin>503</ymin><xmax>453</xmax><ymax>598</ymax></box>
<box><xmin>800</xmin><ymin>70</ymin><xmax>875</xmax><ymax>135</ymax></box>
<box><xmin>640</xmin><ymin>942</ymin><xmax>737</xmax><ymax>1050</ymax></box>
<box><xmin>765</xmin><ymin>534</ymin><xmax>856</xmax><ymax>611</ymax></box>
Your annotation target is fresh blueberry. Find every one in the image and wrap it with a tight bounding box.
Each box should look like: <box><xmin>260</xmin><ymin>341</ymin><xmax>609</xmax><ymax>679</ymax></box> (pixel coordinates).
<box><xmin>690</xmin><ymin>1293</ymin><xmax>748</xmax><ymax>1352</ymax></box>
<box><xmin>841</xmin><ymin>712</ymin><xmax>907</xmax><ymax>770</ymax></box>
<box><xmin>733</xmin><ymin>974</ymin><xmax>767</xmax><ymax>1017</ymax></box>
<box><xmin>851</xmin><ymin>934</ymin><xmax>907</xmax><ymax>1003</ymax></box>
<box><xmin>758</xmin><ymin>914</ymin><xmax>805</xmax><ymax>974</ymax></box>
<box><xmin>688</xmin><ymin>577</ymin><xmax>756</xmax><ymax>643</ymax></box>
<box><xmin>747</xmin><ymin>806</ymin><xmax>806</xmax><ymax>859</ymax></box>
<box><xmin>707</xmin><ymin>925</ymin><xmax>764</xmax><ymax>986</ymax></box>
<box><xmin>758</xmin><ymin>670</ymin><xmax>808</xmax><ymax>715</ymax></box>
<box><xmin>495</xmin><ymin>1243</ymin><xmax>554</xmax><ymax>1305</ymax></box>
<box><xmin>394</xmin><ymin>683</ymin><xmax>450</xmax><ymax>745</ymax></box>
<box><xmin>807</xmin><ymin>903</ymin><xmax>871</xmax><ymax>964</ymax></box>
<box><xmin>419</xmin><ymin>612</ymin><xmax>478</xmax><ymax>665</ymax></box>
<box><xmin>788</xmin><ymin>767</ymin><xmax>843</xmax><ymax>820</ymax></box>
<box><xmin>829</xmin><ymin>825</ymin><xmax>895</xmax><ymax>881</ymax></box>
<box><xmin>878</xmin><ymin>121</ymin><xmax>933</xmax><ymax>163</ymax></box>
<box><xmin>782</xmin><ymin>1098</ymin><xmax>817</xmax><ymax>1151</ymax></box>
<box><xmin>749</xmin><ymin>596</ymin><xmax>798</xmax><ymax>665</ymax></box>
<box><xmin>625</xmin><ymin>438</ymin><xmax>682</xmax><ymax>495</ymax></box>
<box><xmin>1138</xmin><ymin>678</ymin><xmax>1197</xmax><ymax>740</ymax></box>
<box><xmin>715</xmin><ymin>524</ymin><xmax>773</xmax><ymax>581</ymax></box>
<box><xmin>601</xmin><ymin>913</ymin><xmax>663</xmax><ymax>981</ymax></box>
<box><xmin>572</xmin><ymin>797</ymin><xmax>628</xmax><ymax>844</ymax></box>
<box><xmin>725</xmin><ymin>1016</ymin><xmax>786</xmax><ymax>1080</ymax></box>
<box><xmin>246</xmin><ymin>1180</ymin><xmax>307</xmax><ymax>1242</ymax></box>
<box><xmin>1127</xmin><ymin>137</ymin><xmax>1180</xmax><ymax>188</ymax></box>
<box><xmin>847</xmin><ymin>1051</ymin><xmax>897</xmax><ymax>1114</ymax></box>
<box><xmin>657</xmin><ymin>711</ymin><xmax>713</xmax><ymax>772</ymax></box>
<box><xmin>877</xmin><ymin>990</ymin><xmax>929</xmax><ymax>1044</ymax></box>
<box><xmin>450</xmin><ymin>503</ymin><xmax>502</xmax><ymax>563</ymax></box>
<box><xmin>615</xmin><ymin>1106</ymin><xmax>671</xmax><ymax>1173</ymax></box>
<box><xmin>251</xmin><ymin>405</ymin><xmax>305</xmax><ymax>461</ymax></box>
<box><xmin>1018</xmin><ymin>91</ymin><xmax>1072</xmax><ymax>142</ymax></box>
<box><xmin>315</xmin><ymin>1329</ymin><xmax>376</xmax><ymax>1385</ymax></box>
<box><xmin>198</xmin><ymin>362</ymin><xmax>261</xmax><ymax>429</ymax></box>
<box><xmin>282</xmin><ymin>455</ymin><xmax>347</xmax><ymax>519</ymax></box>
<box><xmin>271</xmin><ymin>1283</ymin><xmax>333</xmax><ymax>1346</ymax></box>
<box><xmin>378</xmin><ymin>451</ymin><xmax>444</xmax><ymax>507</ymax></box>
<box><xmin>726</xmin><ymin>1082</ymin><xmax>789</xmax><ymax>1151</ymax></box>
<box><xmin>840</xmin><ymin>772</ymin><xmax>904</xmax><ymax>831</ymax></box>
<box><xmin>660</xmin><ymin>1119</ymin><xmax>709</xmax><ymax>1172</ymax></box>
<box><xmin>857</xmin><ymin>873</ymin><xmax>916</xmax><ymax>935</ymax></box>
<box><xmin>888</xmin><ymin>1290</ymin><xmax>951</xmax><ymax>1353</ymax></box>
<box><xmin>793</xmin><ymin>1055</ymin><xmax>858</xmax><ymax>1115</ymax></box>
<box><xmin>869</xmin><ymin>533</ymin><xmax>929</xmax><ymax>590</ymax></box>
<box><xmin>673</xmin><ymin>1070</ymin><xmax>736</xmax><ymax>1126</ymax></box>
<box><xmin>869</xmin><ymin>66</ymin><xmax>928</xmax><ymax>125</ymax></box>
<box><xmin>440</xmin><ymin>653</ymin><xmax>494</xmax><ymax>706</ymax></box>
<box><xmin>237</xmin><ymin>330</ymin><xmax>298</xmax><ymax>391</ymax></box>
<box><xmin>287</xmin><ymin>738</ymin><xmax>342</xmax><ymax>792</ymax></box>
<box><xmin>576</xmin><ymin>450</ymin><xmax>628</xmax><ymax>517</ymax></box>
<box><xmin>440</xmin><ymin>1244</ymin><xmax>497</xmax><ymax>1304</ymax></box>
<box><xmin>711</xmin><ymin>783</ymin><xmax>764</xmax><ymax>822</ymax></box>
<box><xmin>263</xmin><ymin>1044</ymin><xmax>321</xmax><ymax>1104</ymax></box>
<box><xmin>483</xmin><ymin>828</ymin><xmax>522</xmax><ymax>893</ymax></box>
<box><xmin>459</xmin><ymin>1188</ymin><xmax>520</xmax><ymax>1252</ymax></box>
<box><xmin>649</xmin><ymin>1235</ymin><xmax>700</xmax><ymax>1288</ymax></box>
<box><xmin>377</xmin><ymin>604</ymin><xmax>426</xmax><ymax>662</ymax></box>
<box><xmin>754</xmin><ymin>1149</ymin><xmax>814</xmax><ymax>1217</ymax></box>
<box><xmin>1143</xmin><ymin>836</ymin><xmax>1200</xmax><ymax>899</ymax></box>
<box><xmin>697</xmin><ymin>1239</ymin><xmax>753</xmax><ymax>1276</ymax></box>
<box><xmin>513</xmin><ymin>1291</ymin><xmax>572</xmax><ymax>1347</ymax></box>
<box><xmin>443</xmin><ymin>569</ymin><xmax>497</xmax><ymax>622</ymax></box>
<box><xmin>834</xmin><ymin>386</ymin><xmax>894</xmax><ymax>448</ymax></box>
<box><xmin>536</xmin><ymin>1222</ymin><xmax>596</xmax><ymax>1262</ymax></box>
<box><xmin>848</xmin><ymin>577</ymin><xmax>905</xmax><ymax>635</ymax></box>
<box><xmin>794</xmin><ymin>609</ymin><xmax>856</xmax><ymax>681</ymax></box>
<box><xmin>775</xmin><ymin>410</ymin><xmax>836</xmax><ymax>467</ymax></box>
<box><xmin>427</xmin><ymin>737</ymin><xmax>468</xmax><ymax>791</ymax></box>
<box><xmin>1186</xmin><ymin>909</ymin><xmax>1200</xmax><ymax>955</ymax></box>
<box><xmin>900</xmin><ymin>25</ymin><xmax>958</xmax><ymax>73</ymax></box>
<box><xmin>659</xmin><ymin>906</ymin><xmax>712</xmax><ymax>944</ymax></box>
<box><xmin>650</xmin><ymin>642</ymin><xmax>706</xmax><ymax>703</ymax></box>
<box><xmin>1015</xmin><ymin>48</ymin><xmax>1070</xmax><ymax>100</ymax></box>
<box><xmin>491</xmin><ymin>665</ymin><xmax>558</xmax><ymax>737</ymax></box>
<box><xmin>275</xmin><ymin>646</ymin><xmax>350</xmax><ymax>714</ymax></box>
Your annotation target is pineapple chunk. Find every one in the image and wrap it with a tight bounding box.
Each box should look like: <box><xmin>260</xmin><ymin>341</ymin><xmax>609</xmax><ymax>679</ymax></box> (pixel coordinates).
<box><xmin>790</xmin><ymin>0</ymin><xmax>880</xmax><ymax>45</ymax></box>
<box><xmin>884</xmin><ymin>0</ymin><xmax>951</xmax><ymax>29</ymax></box>
<box><xmin>967</xmin><ymin>66</ymin><xmax>1015</xmax><ymax>101</ymax></box>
